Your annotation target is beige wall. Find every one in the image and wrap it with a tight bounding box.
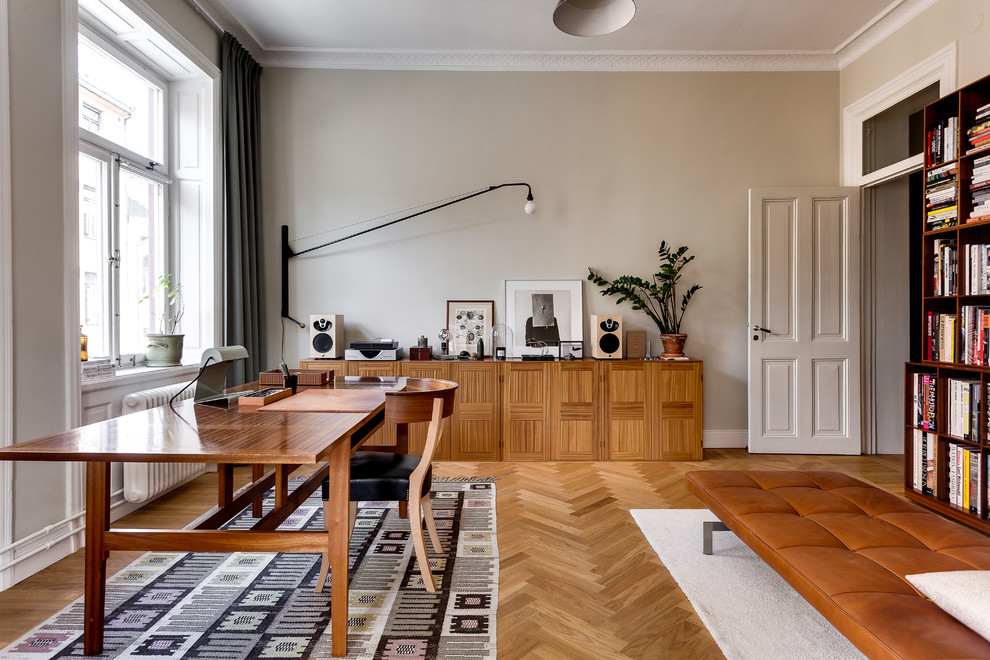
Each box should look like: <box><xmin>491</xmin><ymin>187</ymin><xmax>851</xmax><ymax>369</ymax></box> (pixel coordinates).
<box><xmin>4</xmin><ymin>0</ymin><xmax>217</xmax><ymax>566</ymax></box>
<box><xmin>143</xmin><ymin>0</ymin><xmax>219</xmax><ymax>69</ymax></box>
<box><xmin>9</xmin><ymin>0</ymin><xmax>71</xmax><ymax>536</ymax></box>
<box><xmin>262</xmin><ymin>69</ymin><xmax>841</xmax><ymax>434</ymax></box>
<box><xmin>840</xmin><ymin>0</ymin><xmax>990</xmax><ymax>108</ymax></box>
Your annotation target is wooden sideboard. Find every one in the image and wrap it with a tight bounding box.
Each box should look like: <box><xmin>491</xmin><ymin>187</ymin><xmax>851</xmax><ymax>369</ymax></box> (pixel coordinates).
<box><xmin>299</xmin><ymin>358</ymin><xmax>703</xmax><ymax>461</ymax></box>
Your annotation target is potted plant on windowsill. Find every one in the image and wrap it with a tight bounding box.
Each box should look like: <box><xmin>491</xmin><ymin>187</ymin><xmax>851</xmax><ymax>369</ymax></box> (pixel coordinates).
<box><xmin>141</xmin><ymin>273</ymin><xmax>184</xmax><ymax>367</ymax></box>
<box><xmin>588</xmin><ymin>241</ymin><xmax>701</xmax><ymax>358</ymax></box>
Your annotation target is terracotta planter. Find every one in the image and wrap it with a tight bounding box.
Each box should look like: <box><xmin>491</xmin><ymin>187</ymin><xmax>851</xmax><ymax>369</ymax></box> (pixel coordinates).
<box><xmin>145</xmin><ymin>334</ymin><xmax>184</xmax><ymax>366</ymax></box>
<box><xmin>659</xmin><ymin>333</ymin><xmax>687</xmax><ymax>358</ymax></box>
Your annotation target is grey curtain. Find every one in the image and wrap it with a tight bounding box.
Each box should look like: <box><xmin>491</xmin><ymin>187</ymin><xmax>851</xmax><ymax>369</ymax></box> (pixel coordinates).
<box><xmin>222</xmin><ymin>33</ymin><xmax>265</xmax><ymax>384</ymax></box>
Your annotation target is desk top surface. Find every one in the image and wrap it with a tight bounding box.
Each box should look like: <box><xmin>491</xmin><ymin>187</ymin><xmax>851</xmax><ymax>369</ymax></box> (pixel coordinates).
<box><xmin>0</xmin><ymin>382</ymin><xmax>391</xmax><ymax>464</ymax></box>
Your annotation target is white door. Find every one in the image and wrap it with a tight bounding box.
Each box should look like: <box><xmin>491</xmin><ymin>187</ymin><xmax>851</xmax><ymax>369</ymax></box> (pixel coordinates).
<box><xmin>748</xmin><ymin>187</ymin><xmax>861</xmax><ymax>454</ymax></box>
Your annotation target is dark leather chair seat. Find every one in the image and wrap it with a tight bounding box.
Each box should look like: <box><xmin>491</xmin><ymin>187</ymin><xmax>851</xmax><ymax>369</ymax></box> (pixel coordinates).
<box><xmin>326</xmin><ymin>451</ymin><xmax>433</xmax><ymax>502</ymax></box>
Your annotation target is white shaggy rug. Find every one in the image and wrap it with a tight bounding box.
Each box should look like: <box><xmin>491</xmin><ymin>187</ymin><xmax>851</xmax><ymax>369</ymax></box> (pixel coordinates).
<box><xmin>631</xmin><ymin>508</ymin><xmax>866</xmax><ymax>660</ymax></box>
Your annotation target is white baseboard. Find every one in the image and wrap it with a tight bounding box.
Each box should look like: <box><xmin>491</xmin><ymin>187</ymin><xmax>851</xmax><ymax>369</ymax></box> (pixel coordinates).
<box><xmin>6</xmin><ymin>519</ymin><xmax>82</xmax><ymax>586</ymax></box>
<box><xmin>703</xmin><ymin>430</ymin><xmax>747</xmax><ymax>449</ymax></box>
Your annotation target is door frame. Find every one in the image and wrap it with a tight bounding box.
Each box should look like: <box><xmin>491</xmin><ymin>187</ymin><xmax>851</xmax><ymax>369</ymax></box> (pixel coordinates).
<box><xmin>845</xmin><ymin>44</ymin><xmax>956</xmax><ymax>453</ymax></box>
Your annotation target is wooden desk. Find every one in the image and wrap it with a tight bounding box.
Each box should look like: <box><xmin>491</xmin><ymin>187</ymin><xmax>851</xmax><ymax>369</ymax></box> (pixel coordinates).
<box><xmin>0</xmin><ymin>396</ymin><xmax>384</xmax><ymax>657</ymax></box>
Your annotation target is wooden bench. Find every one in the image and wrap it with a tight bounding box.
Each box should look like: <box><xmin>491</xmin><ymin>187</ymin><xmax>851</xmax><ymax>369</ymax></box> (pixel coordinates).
<box><xmin>685</xmin><ymin>470</ymin><xmax>990</xmax><ymax>659</ymax></box>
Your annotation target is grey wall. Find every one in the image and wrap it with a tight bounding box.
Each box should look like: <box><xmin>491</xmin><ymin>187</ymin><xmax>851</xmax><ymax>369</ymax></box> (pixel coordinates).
<box><xmin>9</xmin><ymin>0</ymin><xmax>71</xmax><ymax>537</ymax></box>
<box><xmin>4</xmin><ymin>0</ymin><xmax>218</xmax><ymax>567</ymax></box>
<box><xmin>261</xmin><ymin>69</ymin><xmax>842</xmax><ymax>435</ymax></box>
<box><xmin>840</xmin><ymin>0</ymin><xmax>990</xmax><ymax>107</ymax></box>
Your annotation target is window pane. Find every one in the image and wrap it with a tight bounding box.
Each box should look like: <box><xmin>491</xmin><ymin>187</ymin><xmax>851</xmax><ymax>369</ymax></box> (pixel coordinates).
<box><xmin>79</xmin><ymin>152</ymin><xmax>109</xmax><ymax>358</ymax></box>
<box><xmin>119</xmin><ymin>171</ymin><xmax>165</xmax><ymax>355</ymax></box>
<box><xmin>78</xmin><ymin>36</ymin><xmax>163</xmax><ymax>162</ymax></box>
<box><xmin>862</xmin><ymin>82</ymin><xmax>940</xmax><ymax>176</ymax></box>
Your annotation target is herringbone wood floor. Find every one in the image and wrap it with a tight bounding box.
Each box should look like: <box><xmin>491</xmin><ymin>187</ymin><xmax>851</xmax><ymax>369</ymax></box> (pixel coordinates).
<box><xmin>0</xmin><ymin>449</ymin><xmax>904</xmax><ymax>658</ymax></box>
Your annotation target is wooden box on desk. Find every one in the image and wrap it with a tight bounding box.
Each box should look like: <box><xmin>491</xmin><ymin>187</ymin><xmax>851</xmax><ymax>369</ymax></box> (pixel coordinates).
<box><xmin>260</xmin><ymin>368</ymin><xmax>333</xmax><ymax>386</ymax></box>
<box><xmin>409</xmin><ymin>347</ymin><xmax>432</xmax><ymax>361</ymax></box>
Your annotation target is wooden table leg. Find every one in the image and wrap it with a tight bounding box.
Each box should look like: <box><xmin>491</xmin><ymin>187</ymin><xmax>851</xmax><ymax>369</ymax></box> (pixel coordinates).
<box><xmin>326</xmin><ymin>437</ymin><xmax>351</xmax><ymax>657</ymax></box>
<box><xmin>84</xmin><ymin>462</ymin><xmax>110</xmax><ymax>655</ymax></box>
<box><xmin>218</xmin><ymin>464</ymin><xmax>234</xmax><ymax>509</ymax></box>
<box><xmin>396</xmin><ymin>423</ymin><xmax>408</xmax><ymax>519</ymax></box>
<box><xmin>252</xmin><ymin>464</ymin><xmax>264</xmax><ymax>516</ymax></box>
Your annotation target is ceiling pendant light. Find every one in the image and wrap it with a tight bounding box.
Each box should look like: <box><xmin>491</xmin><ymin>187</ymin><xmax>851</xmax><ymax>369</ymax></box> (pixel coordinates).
<box><xmin>553</xmin><ymin>0</ymin><xmax>636</xmax><ymax>37</ymax></box>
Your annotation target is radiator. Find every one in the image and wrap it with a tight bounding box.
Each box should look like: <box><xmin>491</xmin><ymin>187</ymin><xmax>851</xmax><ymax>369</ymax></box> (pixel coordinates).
<box><xmin>122</xmin><ymin>382</ymin><xmax>207</xmax><ymax>503</ymax></box>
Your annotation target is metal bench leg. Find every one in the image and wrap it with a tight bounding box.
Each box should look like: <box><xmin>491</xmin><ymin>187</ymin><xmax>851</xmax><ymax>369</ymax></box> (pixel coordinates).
<box><xmin>703</xmin><ymin>520</ymin><xmax>730</xmax><ymax>555</ymax></box>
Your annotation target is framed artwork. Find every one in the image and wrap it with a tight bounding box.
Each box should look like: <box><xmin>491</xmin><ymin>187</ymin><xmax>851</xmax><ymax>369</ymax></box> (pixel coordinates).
<box><xmin>505</xmin><ymin>280</ymin><xmax>584</xmax><ymax>357</ymax></box>
<box><xmin>447</xmin><ymin>300</ymin><xmax>494</xmax><ymax>356</ymax></box>
<box><xmin>560</xmin><ymin>340</ymin><xmax>584</xmax><ymax>360</ymax></box>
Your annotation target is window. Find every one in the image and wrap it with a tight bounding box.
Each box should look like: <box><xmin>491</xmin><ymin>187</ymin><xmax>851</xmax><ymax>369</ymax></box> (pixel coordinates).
<box><xmin>77</xmin><ymin>0</ymin><xmax>219</xmax><ymax>373</ymax></box>
<box><xmin>78</xmin><ymin>34</ymin><xmax>169</xmax><ymax>365</ymax></box>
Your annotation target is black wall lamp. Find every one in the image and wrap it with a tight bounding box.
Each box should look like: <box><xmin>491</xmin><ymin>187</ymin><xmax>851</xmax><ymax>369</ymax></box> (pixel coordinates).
<box><xmin>280</xmin><ymin>182</ymin><xmax>535</xmax><ymax>327</ymax></box>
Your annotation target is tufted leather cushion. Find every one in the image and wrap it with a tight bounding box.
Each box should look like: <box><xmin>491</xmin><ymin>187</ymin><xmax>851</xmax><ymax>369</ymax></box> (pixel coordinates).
<box><xmin>685</xmin><ymin>470</ymin><xmax>990</xmax><ymax>660</ymax></box>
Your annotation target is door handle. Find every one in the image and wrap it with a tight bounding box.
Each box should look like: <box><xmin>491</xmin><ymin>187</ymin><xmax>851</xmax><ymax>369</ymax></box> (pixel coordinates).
<box><xmin>751</xmin><ymin>324</ymin><xmax>772</xmax><ymax>341</ymax></box>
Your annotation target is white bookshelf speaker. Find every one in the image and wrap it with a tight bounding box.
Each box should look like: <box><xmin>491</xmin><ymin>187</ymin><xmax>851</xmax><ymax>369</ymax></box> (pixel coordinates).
<box><xmin>591</xmin><ymin>314</ymin><xmax>622</xmax><ymax>359</ymax></box>
<box><xmin>310</xmin><ymin>314</ymin><xmax>343</xmax><ymax>358</ymax></box>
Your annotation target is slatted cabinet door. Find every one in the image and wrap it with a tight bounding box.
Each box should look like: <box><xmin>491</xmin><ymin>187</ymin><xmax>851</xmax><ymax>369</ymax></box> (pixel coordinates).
<box><xmin>350</xmin><ymin>362</ymin><xmax>398</xmax><ymax>447</ymax></box>
<box><xmin>652</xmin><ymin>361</ymin><xmax>704</xmax><ymax>460</ymax></box>
<box><xmin>399</xmin><ymin>362</ymin><xmax>452</xmax><ymax>459</ymax></box>
<box><xmin>502</xmin><ymin>361</ymin><xmax>553</xmax><ymax>460</ymax></box>
<box><xmin>603</xmin><ymin>361</ymin><xmax>650</xmax><ymax>460</ymax></box>
<box><xmin>298</xmin><ymin>359</ymin><xmax>346</xmax><ymax>378</ymax></box>
<box><xmin>551</xmin><ymin>360</ymin><xmax>600</xmax><ymax>460</ymax></box>
<box><xmin>449</xmin><ymin>361</ymin><xmax>501</xmax><ymax>461</ymax></box>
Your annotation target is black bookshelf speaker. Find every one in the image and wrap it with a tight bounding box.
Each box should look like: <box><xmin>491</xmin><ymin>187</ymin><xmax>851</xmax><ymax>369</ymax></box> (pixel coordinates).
<box><xmin>310</xmin><ymin>314</ymin><xmax>343</xmax><ymax>358</ymax></box>
<box><xmin>591</xmin><ymin>314</ymin><xmax>622</xmax><ymax>359</ymax></box>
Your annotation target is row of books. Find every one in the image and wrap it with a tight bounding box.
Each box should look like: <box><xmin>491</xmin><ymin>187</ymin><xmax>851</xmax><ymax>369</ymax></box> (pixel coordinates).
<box><xmin>967</xmin><ymin>105</ymin><xmax>990</xmax><ymax>154</ymax></box>
<box><xmin>962</xmin><ymin>244</ymin><xmax>990</xmax><ymax>294</ymax></box>
<box><xmin>933</xmin><ymin>237</ymin><xmax>957</xmax><ymax>295</ymax></box>
<box><xmin>929</xmin><ymin>116</ymin><xmax>959</xmax><ymax>165</ymax></box>
<box><xmin>971</xmin><ymin>154</ymin><xmax>990</xmax><ymax>223</ymax></box>
<box><xmin>910</xmin><ymin>372</ymin><xmax>937</xmax><ymax>430</ymax></box>
<box><xmin>926</xmin><ymin>163</ymin><xmax>958</xmax><ymax>229</ymax></box>
<box><xmin>946</xmin><ymin>377</ymin><xmax>981</xmax><ymax>440</ymax></box>
<box><xmin>81</xmin><ymin>357</ymin><xmax>115</xmax><ymax>380</ymax></box>
<box><xmin>912</xmin><ymin>430</ymin><xmax>988</xmax><ymax>515</ymax></box>
<box><xmin>947</xmin><ymin>442</ymin><xmax>983</xmax><ymax>514</ymax></box>
<box><xmin>926</xmin><ymin>313</ymin><xmax>957</xmax><ymax>362</ymax></box>
<box><xmin>913</xmin><ymin>430</ymin><xmax>937</xmax><ymax>495</ymax></box>
<box><xmin>961</xmin><ymin>306</ymin><xmax>990</xmax><ymax>366</ymax></box>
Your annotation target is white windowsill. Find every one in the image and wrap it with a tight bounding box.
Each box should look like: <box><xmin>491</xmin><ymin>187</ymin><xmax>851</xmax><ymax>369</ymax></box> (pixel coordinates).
<box><xmin>81</xmin><ymin>362</ymin><xmax>200</xmax><ymax>394</ymax></box>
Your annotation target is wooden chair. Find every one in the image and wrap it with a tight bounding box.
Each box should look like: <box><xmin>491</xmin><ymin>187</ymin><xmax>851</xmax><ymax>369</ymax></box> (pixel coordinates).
<box><xmin>315</xmin><ymin>379</ymin><xmax>457</xmax><ymax>594</ymax></box>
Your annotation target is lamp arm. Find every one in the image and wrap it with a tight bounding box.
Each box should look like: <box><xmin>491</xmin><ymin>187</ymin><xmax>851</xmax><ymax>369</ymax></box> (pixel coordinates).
<box><xmin>281</xmin><ymin>182</ymin><xmax>534</xmax><ymax>326</ymax></box>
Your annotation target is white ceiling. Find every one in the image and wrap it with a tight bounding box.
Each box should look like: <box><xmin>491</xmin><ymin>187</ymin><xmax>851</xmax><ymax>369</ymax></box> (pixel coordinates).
<box><xmin>191</xmin><ymin>0</ymin><xmax>939</xmax><ymax>71</ymax></box>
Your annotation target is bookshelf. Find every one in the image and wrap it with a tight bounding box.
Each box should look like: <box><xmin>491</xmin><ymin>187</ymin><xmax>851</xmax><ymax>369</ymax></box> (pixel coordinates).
<box><xmin>906</xmin><ymin>73</ymin><xmax>990</xmax><ymax>532</ymax></box>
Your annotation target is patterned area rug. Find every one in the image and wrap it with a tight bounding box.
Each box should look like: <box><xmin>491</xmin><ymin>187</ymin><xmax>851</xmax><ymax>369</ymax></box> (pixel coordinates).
<box><xmin>2</xmin><ymin>480</ymin><xmax>498</xmax><ymax>659</ymax></box>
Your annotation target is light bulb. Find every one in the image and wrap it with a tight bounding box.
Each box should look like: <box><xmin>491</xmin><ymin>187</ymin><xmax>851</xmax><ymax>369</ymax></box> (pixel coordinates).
<box><xmin>524</xmin><ymin>199</ymin><xmax>536</xmax><ymax>214</ymax></box>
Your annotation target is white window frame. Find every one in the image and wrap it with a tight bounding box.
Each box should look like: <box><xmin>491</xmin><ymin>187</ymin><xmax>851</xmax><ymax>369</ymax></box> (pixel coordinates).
<box><xmin>76</xmin><ymin>0</ymin><xmax>221</xmax><ymax>374</ymax></box>
<box><xmin>79</xmin><ymin>138</ymin><xmax>172</xmax><ymax>366</ymax></box>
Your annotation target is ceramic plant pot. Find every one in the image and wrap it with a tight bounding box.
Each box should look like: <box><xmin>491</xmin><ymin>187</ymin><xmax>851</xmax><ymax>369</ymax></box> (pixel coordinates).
<box><xmin>660</xmin><ymin>333</ymin><xmax>687</xmax><ymax>358</ymax></box>
<box><xmin>145</xmin><ymin>334</ymin><xmax>184</xmax><ymax>366</ymax></box>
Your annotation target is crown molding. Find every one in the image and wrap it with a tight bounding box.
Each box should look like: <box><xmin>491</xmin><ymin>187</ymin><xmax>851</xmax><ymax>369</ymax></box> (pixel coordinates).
<box><xmin>257</xmin><ymin>49</ymin><xmax>841</xmax><ymax>72</ymax></box>
<box><xmin>835</xmin><ymin>0</ymin><xmax>941</xmax><ymax>69</ymax></box>
<box><xmin>189</xmin><ymin>0</ymin><xmax>937</xmax><ymax>72</ymax></box>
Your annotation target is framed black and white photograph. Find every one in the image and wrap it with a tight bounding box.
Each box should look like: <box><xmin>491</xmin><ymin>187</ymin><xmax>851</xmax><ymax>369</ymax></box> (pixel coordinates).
<box><xmin>505</xmin><ymin>280</ymin><xmax>583</xmax><ymax>357</ymax></box>
<box><xmin>447</xmin><ymin>300</ymin><xmax>494</xmax><ymax>356</ymax></box>
<box><xmin>560</xmin><ymin>340</ymin><xmax>584</xmax><ymax>360</ymax></box>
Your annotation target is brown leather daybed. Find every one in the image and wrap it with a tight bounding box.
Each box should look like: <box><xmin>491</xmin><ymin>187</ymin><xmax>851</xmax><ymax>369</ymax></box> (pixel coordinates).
<box><xmin>685</xmin><ymin>470</ymin><xmax>990</xmax><ymax>659</ymax></box>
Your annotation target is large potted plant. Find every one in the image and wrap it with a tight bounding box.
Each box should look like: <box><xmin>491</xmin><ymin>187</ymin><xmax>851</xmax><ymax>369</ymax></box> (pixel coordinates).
<box><xmin>141</xmin><ymin>273</ymin><xmax>184</xmax><ymax>366</ymax></box>
<box><xmin>588</xmin><ymin>241</ymin><xmax>701</xmax><ymax>357</ymax></box>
